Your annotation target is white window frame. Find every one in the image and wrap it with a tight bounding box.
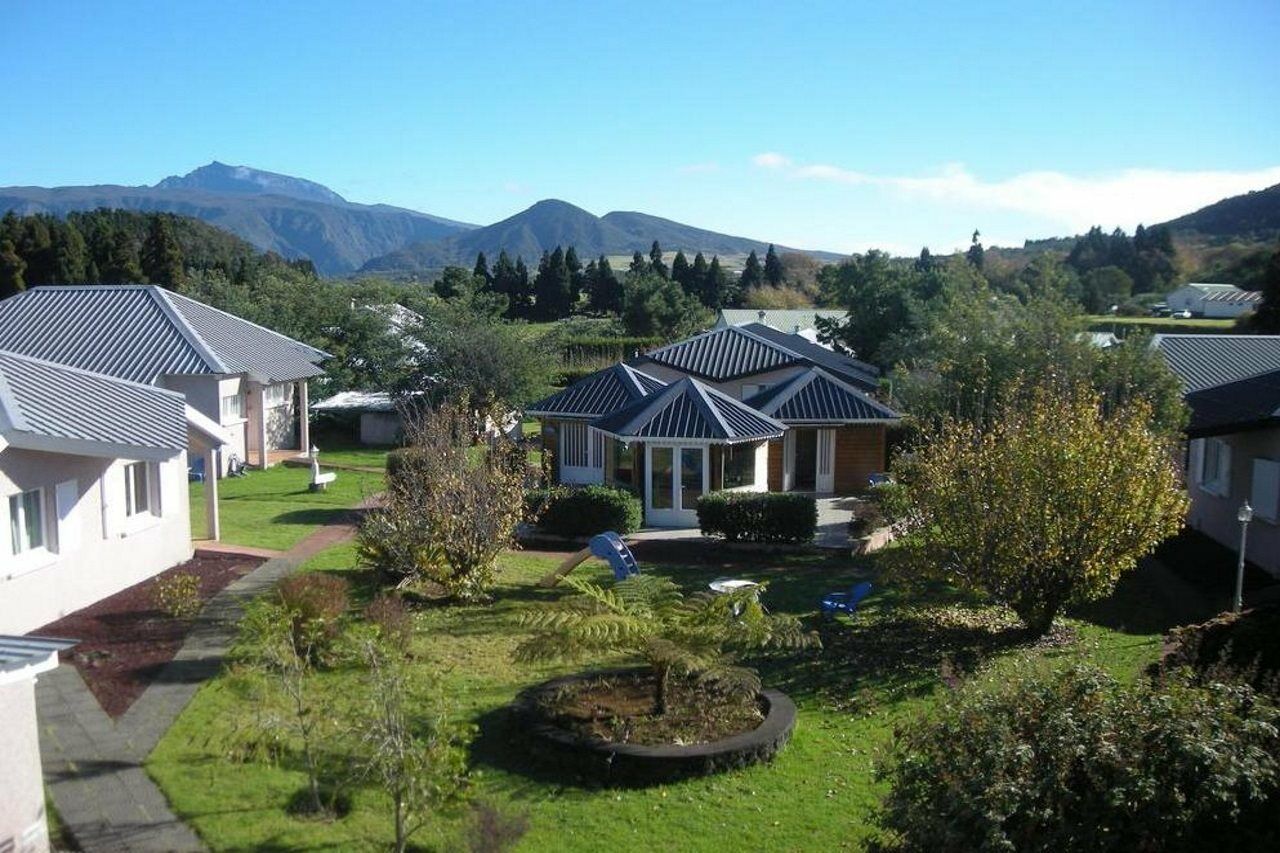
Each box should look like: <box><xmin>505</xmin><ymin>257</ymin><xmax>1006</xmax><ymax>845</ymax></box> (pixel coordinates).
<box><xmin>124</xmin><ymin>461</ymin><xmax>157</xmax><ymax>519</ymax></box>
<box><xmin>263</xmin><ymin>383</ymin><xmax>290</xmax><ymax>408</ymax></box>
<box><xmin>220</xmin><ymin>393</ymin><xmax>244</xmax><ymax>422</ymax></box>
<box><xmin>9</xmin><ymin>488</ymin><xmax>47</xmax><ymax>556</ymax></box>
<box><xmin>1200</xmin><ymin>438</ymin><xmax>1231</xmax><ymax>497</ymax></box>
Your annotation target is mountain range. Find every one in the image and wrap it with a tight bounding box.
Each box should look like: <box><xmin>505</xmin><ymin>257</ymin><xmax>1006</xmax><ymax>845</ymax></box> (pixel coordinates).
<box><xmin>2</xmin><ymin>162</ymin><xmax>1277</xmax><ymax>277</ymax></box>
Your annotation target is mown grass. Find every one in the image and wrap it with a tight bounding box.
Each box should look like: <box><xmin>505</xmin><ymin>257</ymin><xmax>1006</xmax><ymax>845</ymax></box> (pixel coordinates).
<box><xmin>147</xmin><ymin>542</ymin><xmax>1215</xmax><ymax>851</ymax></box>
<box><xmin>188</xmin><ymin>464</ymin><xmax>384</xmax><ymax>550</ymax></box>
<box><xmin>1086</xmin><ymin>314</ymin><xmax>1236</xmax><ymax>330</ymax></box>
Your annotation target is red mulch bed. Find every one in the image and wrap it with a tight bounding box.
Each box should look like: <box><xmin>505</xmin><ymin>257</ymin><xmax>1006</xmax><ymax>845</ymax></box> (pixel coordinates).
<box><xmin>35</xmin><ymin>551</ymin><xmax>266</xmax><ymax>718</ymax></box>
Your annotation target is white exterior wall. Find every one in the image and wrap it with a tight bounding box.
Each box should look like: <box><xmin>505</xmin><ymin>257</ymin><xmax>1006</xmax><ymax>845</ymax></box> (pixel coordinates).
<box><xmin>1166</xmin><ymin>286</ymin><xmax>1204</xmax><ymax>313</ymax></box>
<box><xmin>162</xmin><ymin>374</ymin><xmax>248</xmax><ymax>476</ymax></box>
<box><xmin>638</xmin><ymin>363</ymin><xmax>810</xmax><ymax>401</ymax></box>
<box><xmin>1187</xmin><ymin>429</ymin><xmax>1280</xmax><ymax>576</ymax></box>
<box><xmin>264</xmin><ymin>382</ymin><xmax>297</xmax><ymax>452</ymax></box>
<box><xmin>0</xmin><ymin>448</ymin><xmax>193</xmax><ymax>634</ymax></box>
<box><xmin>0</xmin><ymin>677</ymin><xmax>47</xmax><ymax>853</ymax></box>
<box><xmin>1201</xmin><ymin>300</ymin><xmax>1258</xmax><ymax>319</ymax></box>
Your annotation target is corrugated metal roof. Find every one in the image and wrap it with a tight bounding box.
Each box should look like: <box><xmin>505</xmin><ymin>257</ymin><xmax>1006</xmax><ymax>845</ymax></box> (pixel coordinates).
<box><xmin>527</xmin><ymin>363</ymin><xmax>666</xmax><ymax>418</ymax></box>
<box><xmin>1184</xmin><ymin>368</ymin><xmax>1280</xmax><ymax>436</ymax></box>
<box><xmin>640</xmin><ymin>326</ymin><xmax>805</xmax><ymax>382</ymax></box>
<box><xmin>1201</xmin><ymin>289</ymin><xmax>1261</xmax><ymax>304</ymax></box>
<box><xmin>593</xmin><ymin>377</ymin><xmax>785</xmax><ymax>443</ymax></box>
<box><xmin>0</xmin><ymin>286</ymin><xmax>327</xmax><ymax>385</ymax></box>
<box><xmin>0</xmin><ymin>349</ymin><xmax>187</xmax><ymax>455</ymax></box>
<box><xmin>740</xmin><ymin>323</ymin><xmax>881</xmax><ymax>389</ymax></box>
<box><xmin>1153</xmin><ymin>334</ymin><xmax>1280</xmax><ymax>393</ymax></box>
<box><xmin>716</xmin><ymin>308</ymin><xmax>848</xmax><ymax>333</ymax></box>
<box><xmin>0</xmin><ymin>635</ymin><xmax>77</xmax><ymax>675</ymax></box>
<box><xmin>747</xmin><ymin>367</ymin><xmax>900</xmax><ymax>423</ymax></box>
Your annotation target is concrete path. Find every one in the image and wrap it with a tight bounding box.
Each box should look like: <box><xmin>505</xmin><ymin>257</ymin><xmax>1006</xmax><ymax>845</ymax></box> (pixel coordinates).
<box><xmin>38</xmin><ymin>506</ymin><xmax>368</xmax><ymax>851</ymax></box>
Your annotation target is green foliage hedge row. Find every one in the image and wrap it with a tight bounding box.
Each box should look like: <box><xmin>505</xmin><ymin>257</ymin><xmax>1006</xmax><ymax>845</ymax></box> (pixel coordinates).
<box><xmin>561</xmin><ymin>336</ymin><xmax>664</xmax><ymax>362</ymax></box>
<box><xmin>525</xmin><ymin>485</ymin><xmax>643</xmax><ymax>537</ymax></box>
<box><xmin>696</xmin><ymin>492</ymin><xmax>817</xmax><ymax>544</ymax></box>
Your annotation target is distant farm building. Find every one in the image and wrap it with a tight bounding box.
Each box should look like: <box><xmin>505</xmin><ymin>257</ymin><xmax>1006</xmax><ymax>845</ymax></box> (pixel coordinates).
<box><xmin>1165</xmin><ymin>283</ymin><xmax>1262</xmax><ymax>319</ymax></box>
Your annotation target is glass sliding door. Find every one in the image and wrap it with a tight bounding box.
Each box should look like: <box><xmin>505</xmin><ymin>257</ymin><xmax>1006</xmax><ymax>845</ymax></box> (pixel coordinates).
<box><xmin>680</xmin><ymin>447</ymin><xmax>704</xmax><ymax>511</ymax></box>
<box><xmin>645</xmin><ymin>444</ymin><xmax>707</xmax><ymax>527</ymax></box>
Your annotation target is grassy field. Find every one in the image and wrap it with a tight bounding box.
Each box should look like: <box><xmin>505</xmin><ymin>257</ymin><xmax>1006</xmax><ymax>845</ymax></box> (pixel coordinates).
<box><xmin>188</xmin><ymin>464</ymin><xmax>385</xmax><ymax>550</ymax></box>
<box><xmin>146</xmin><ymin>539</ymin><xmax>1218</xmax><ymax>851</ymax></box>
<box><xmin>1086</xmin><ymin>314</ymin><xmax>1236</xmax><ymax>331</ymax></box>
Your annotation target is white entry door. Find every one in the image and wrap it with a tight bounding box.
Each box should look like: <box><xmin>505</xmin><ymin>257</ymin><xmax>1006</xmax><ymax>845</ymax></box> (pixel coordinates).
<box><xmin>645</xmin><ymin>445</ymin><xmax>707</xmax><ymax>527</ymax></box>
<box><xmin>816</xmin><ymin>428</ymin><xmax>836</xmax><ymax>494</ymax></box>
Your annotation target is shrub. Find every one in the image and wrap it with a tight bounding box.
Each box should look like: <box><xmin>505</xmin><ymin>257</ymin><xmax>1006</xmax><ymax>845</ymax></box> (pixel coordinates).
<box><xmin>877</xmin><ymin>662</ymin><xmax>1280</xmax><ymax>852</ymax></box>
<box><xmin>526</xmin><ymin>485</ymin><xmax>643</xmax><ymax>536</ymax></box>
<box><xmin>152</xmin><ymin>571</ymin><xmax>202</xmax><ymax>619</ymax></box>
<box><xmin>365</xmin><ymin>593</ymin><xmax>414</xmax><ymax>649</ymax></box>
<box><xmin>1160</xmin><ymin>606</ymin><xmax>1280</xmax><ymax>697</ymax></box>
<box><xmin>277</xmin><ymin>574</ymin><xmax>350</xmax><ymax>659</ymax></box>
<box><xmin>696</xmin><ymin>492</ymin><xmax>817</xmax><ymax>544</ymax></box>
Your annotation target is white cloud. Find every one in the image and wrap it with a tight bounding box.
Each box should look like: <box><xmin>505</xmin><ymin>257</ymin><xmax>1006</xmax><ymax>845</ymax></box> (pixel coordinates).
<box><xmin>679</xmin><ymin>161</ymin><xmax>720</xmax><ymax>175</ymax></box>
<box><xmin>751</xmin><ymin>153</ymin><xmax>1280</xmax><ymax>233</ymax></box>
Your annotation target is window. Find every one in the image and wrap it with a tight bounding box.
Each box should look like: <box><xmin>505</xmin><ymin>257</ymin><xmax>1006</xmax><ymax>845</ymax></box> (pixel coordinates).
<box><xmin>1252</xmin><ymin>458</ymin><xmax>1280</xmax><ymax>523</ymax></box>
<box><xmin>263</xmin><ymin>383</ymin><xmax>289</xmax><ymax>407</ymax></box>
<box><xmin>9</xmin><ymin>489</ymin><xmax>44</xmax><ymax>555</ymax></box>
<box><xmin>1200</xmin><ymin>438</ymin><xmax>1231</xmax><ymax>497</ymax></box>
<box><xmin>611</xmin><ymin>441</ymin><xmax>635</xmax><ymax>490</ymax></box>
<box><xmin>560</xmin><ymin>421</ymin><xmax>589</xmax><ymax>467</ymax></box>
<box><xmin>221</xmin><ymin>393</ymin><xmax>243</xmax><ymax>421</ymax></box>
<box><xmin>651</xmin><ymin>447</ymin><xmax>673</xmax><ymax>509</ymax></box>
<box><xmin>723</xmin><ymin>444</ymin><xmax>756</xmax><ymax>489</ymax></box>
<box><xmin>680</xmin><ymin>447</ymin><xmax>704</xmax><ymax>510</ymax></box>
<box><xmin>124</xmin><ymin>462</ymin><xmax>150</xmax><ymax>517</ymax></box>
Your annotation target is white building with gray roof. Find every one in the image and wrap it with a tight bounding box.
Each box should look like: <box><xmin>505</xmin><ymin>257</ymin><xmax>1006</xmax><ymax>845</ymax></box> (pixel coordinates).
<box><xmin>1</xmin><ymin>350</ymin><xmax>199</xmax><ymax>634</ymax></box>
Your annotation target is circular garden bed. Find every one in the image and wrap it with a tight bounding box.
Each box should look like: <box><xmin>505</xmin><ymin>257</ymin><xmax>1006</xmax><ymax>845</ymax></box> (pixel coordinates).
<box><xmin>513</xmin><ymin>669</ymin><xmax>797</xmax><ymax>786</ymax></box>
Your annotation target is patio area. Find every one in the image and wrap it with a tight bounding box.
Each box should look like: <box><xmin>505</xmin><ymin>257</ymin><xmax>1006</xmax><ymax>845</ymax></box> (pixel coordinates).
<box><xmin>628</xmin><ymin>496</ymin><xmax>859</xmax><ymax>549</ymax></box>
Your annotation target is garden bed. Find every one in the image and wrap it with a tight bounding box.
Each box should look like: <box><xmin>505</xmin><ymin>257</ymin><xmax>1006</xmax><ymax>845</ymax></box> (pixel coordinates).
<box><xmin>37</xmin><ymin>551</ymin><xmax>265</xmax><ymax>717</ymax></box>
<box><xmin>514</xmin><ymin>669</ymin><xmax>796</xmax><ymax>786</ymax></box>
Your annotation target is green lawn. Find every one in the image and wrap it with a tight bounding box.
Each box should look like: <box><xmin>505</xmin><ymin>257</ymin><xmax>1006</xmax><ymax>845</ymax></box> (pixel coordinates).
<box><xmin>1086</xmin><ymin>314</ymin><xmax>1236</xmax><ymax>330</ymax></box>
<box><xmin>147</xmin><ymin>540</ymin><xmax>1219</xmax><ymax>851</ymax></box>
<box><xmin>311</xmin><ymin>445</ymin><xmax>395</xmax><ymax>470</ymax></box>
<box><xmin>188</xmin><ymin>464</ymin><xmax>385</xmax><ymax>551</ymax></box>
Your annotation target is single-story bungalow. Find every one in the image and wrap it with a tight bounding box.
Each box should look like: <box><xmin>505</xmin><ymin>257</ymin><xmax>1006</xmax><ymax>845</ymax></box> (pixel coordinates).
<box><xmin>1</xmin><ymin>350</ymin><xmax>197</xmax><ymax>633</ymax></box>
<box><xmin>0</xmin><ymin>285</ymin><xmax>328</xmax><ymax>478</ymax></box>
<box><xmin>1155</xmin><ymin>334</ymin><xmax>1280</xmax><ymax>575</ymax></box>
<box><xmin>714</xmin><ymin>308</ymin><xmax>849</xmax><ymax>344</ymax></box>
<box><xmin>528</xmin><ymin>323</ymin><xmax>900</xmax><ymax>527</ymax></box>
<box><xmin>1165</xmin><ymin>283</ymin><xmax>1262</xmax><ymax>319</ymax></box>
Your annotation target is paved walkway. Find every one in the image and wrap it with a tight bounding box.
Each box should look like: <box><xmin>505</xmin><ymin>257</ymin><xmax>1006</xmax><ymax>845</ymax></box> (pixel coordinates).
<box><xmin>38</xmin><ymin>506</ymin><xmax>368</xmax><ymax>851</ymax></box>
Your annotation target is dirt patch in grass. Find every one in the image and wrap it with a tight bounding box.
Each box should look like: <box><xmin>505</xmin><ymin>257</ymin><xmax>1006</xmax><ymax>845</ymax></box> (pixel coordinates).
<box><xmin>540</xmin><ymin>672</ymin><xmax>764</xmax><ymax>746</ymax></box>
<box><xmin>36</xmin><ymin>551</ymin><xmax>265</xmax><ymax>718</ymax></box>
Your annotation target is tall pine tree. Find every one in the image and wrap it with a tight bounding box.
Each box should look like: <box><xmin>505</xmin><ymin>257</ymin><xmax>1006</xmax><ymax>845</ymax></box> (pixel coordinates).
<box><xmin>473</xmin><ymin>251</ymin><xmax>492</xmax><ymax>287</ymax></box>
<box><xmin>141</xmin><ymin>215</ymin><xmax>186</xmax><ymax>291</ymax></box>
<box><xmin>764</xmin><ymin>244</ymin><xmax>784</xmax><ymax>286</ymax></box>
<box><xmin>671</xmin><ymin>250</ymin><xmax>692</xmax><ymax>293</ymax></box>
<box><xmin>740</xmin><ymin>250</ymin><xmax>763</xmax><ymax>291</ymax></box>
<box><xmin>0</xmin><ymin>239</ymin><xmax>26</xmax><ymax>298</ymax></box>
<box><xmin>630</xmin><ymin>251</ymin><xmax>648</xmax><ymax>276</ymax></box>
<box><xmin>649</xmin><ymin>241</ymin><xmax>668</xmax><ymax>278</ymax></box>
<box><xmin>533</xmin><ymin>247</ymin><xmax>572</xmax><ymax>320</ymax></box>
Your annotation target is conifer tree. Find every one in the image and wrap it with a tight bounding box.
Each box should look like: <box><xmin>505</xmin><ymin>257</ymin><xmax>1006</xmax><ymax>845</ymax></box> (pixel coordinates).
<box><xmin>589</xmin><ymin>255</ymin><xmax>621</xmax><ymax>313</ymax></box>
<box><xmin>630</xmin><ymin>251</ymin><xmax>648</xmax><ymax>276</ymax></box>
<box><xmin>102</xmin><ymin>229</ymin><xmax>143</xmax><ymax>283</ymax></box>
<box><xmin>473</xmin><ymin>251</ymin><xmax>492</xmax><ymax>287</ymax></box>
<box><xmin>513</xmin><ymin>257</ymin><xmax>532</xmax><ymax>317</ymax></box>
<box><xmin>691</xmin><ymin>251</ymin><xmax>709</xmax><ymax>295</ymax></box>
<box><xmin>0</xmin><ymin>239</ymin><xmax>26</xmax><ymax>298</ymax></box>
<box><xmin>533</xmin><ymin>247</ymin><xmax>572</xmax><ymax>320</ymax></box>
<box><xmin>671</xmin><ymin>250</ymin><xmax>692</xmax><ymax>293</ymax></box>
<box><xmin>141</xmin><ymin>215</ymin><xmax>186</xmax><ymax>291</ymax></box>
<box><xmin>565</xmin><ymin>245</ymin><xmax>584</xmax><ymax>305</ymax></box>
<box><xmin>703</xmin><ymin>255</ymin><xmax>732</xmax><ymax>308</ymax></box>
<box><xmin>649</xmin><ymin>240</ymin><xmax>668</xmax><ymax>278</ymax></box>
<box><xmin>764</xmin><ymin>244</ymin><xmax>784</xmax><ymax>287</ymax></box>
<box><xmin>967</xmin><ymin>229</ymin><xmax>985</xmax><ymax>270</ymax></box>
<box><xmin>53</xmin><ymin>220</ymin><xmax>88</xmax><ymax>283</ymax></box>
<box><xmin>740</xmin><ymin>250</ymin><xmax>763</xmax><ymax>291</ymax></box>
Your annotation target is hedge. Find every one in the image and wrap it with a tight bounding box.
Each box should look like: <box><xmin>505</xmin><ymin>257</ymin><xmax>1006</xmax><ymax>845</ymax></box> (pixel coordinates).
<box><xmin>526</xmin><ymin>485</ymin><xmax>643</xmax><ymax>537</ymax></box>
<box><xmin>696</xmin><ymin>492</ymin><xmax>817</xmax><ymax>544</ymax></box>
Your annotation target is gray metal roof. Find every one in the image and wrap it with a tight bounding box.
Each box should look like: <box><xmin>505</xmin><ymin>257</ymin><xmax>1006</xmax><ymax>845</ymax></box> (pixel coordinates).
<box><xmin>0</xmin><ymin>349</ymin><xmax>187</xmax><ymax>458</ymax></box>
<box><xmin>0</xmin><ymin>286</ymin><xmax>327</xmax><ymax>385</ymax></box>
<box><xmin>747</xmin><ymin>367</ymin><xmax>900</xmax><ymax>424</ymax></box>
<box><xmin>0</xmin><ymin>635</ymin><xmax>76</xmax><ymax>676</ymax></box>
<box><xmin>527</xmin><ymin>362</ymin><xmax>666</xmax><ymax>418</ymax></box>
<box><xmin>592</xmin><ymin>377</ymin><xmax>785</xmax><ymax>444</ymax></box>
<box><xmin>716</xmin><ymin>308</ymin><xmax>848</xmax><ymax>333</ymax></box>
<box><xmin>1184</xmin><ymin>368</ymin><xmax>1280</xmax><ymax>437</ymax></box>
<box><xmin>740</xmin><ymin>323</ymin><xmax>880</xmax><ymax>389</ymax></box>
<box><xmin>639</xmin><ymin>325</ymin><xmax>807</xmax><ymax>382</ymax></box>
<box><xmin>1152</xmin><ymin>334</ymin><xmax>1280</xmax><ymax>393</ymax></box>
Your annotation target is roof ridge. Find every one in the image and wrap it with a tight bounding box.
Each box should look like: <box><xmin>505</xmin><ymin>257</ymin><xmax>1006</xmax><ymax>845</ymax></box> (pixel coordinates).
<box><xmin>687</xmin><ymin>377</ymin><xmax>734</xmax><ymax>437</ymax></box>
<box><xmin>752</xmin><ymin>368</ymin><xmax>819</xmax><ymax>415</ymax></box>
<box><xmin>730</xmin><ymin>323</ymin><xmax>807</xmax><ymax>361</ymax></box>
<box><xmin>699</xmin><ymin>381</ymin><xmax>789</xmax><ymax>433</ymax></box>
<box><xmin>149</xmin><ymin>288</ymin><xmax>230</xmax><ymax>373</ymax></box>
<box><xmin>617</xmin><ymin>380</ymin><xmax>685</xmax><ymax>435</ymax></box>
<box><xmin>163</xmin><ymin>289</ymin><xmax>330</xmax><ymax>359</ymax></box>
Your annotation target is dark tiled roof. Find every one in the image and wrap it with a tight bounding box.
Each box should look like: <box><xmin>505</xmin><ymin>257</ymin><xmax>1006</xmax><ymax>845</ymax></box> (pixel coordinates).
<box><xmin>747</xmin><ymin>367</ymin><xmax>900</xmax><ymax>423</ymax></box>
<box><xmin>526</xmin><ymin>363</ymin><xmax>666</xmax><ymax>418</ymax></box>
<box><xmin>1184</xmin><ymin>368</ymin><xmax>1280</xmax><ymax>436</ymax></box>
<box><xmin>0</xmin><ymin>285</ymin><xmax>328</xmax><ymax>385</ymax></box>
<box><xmin>592</xmin><ymin>377</ymin><xmax>784</xmax><ymax>443</ymax></box>
<box><xmin>1153</xmin><ymin>334</ymin><xmax>1280</xmax><ymax>393</ymax></box>
<box><xmin>0</xmin><ymin>349</ymin><xmax>187</xmax><ymax>456</ymax></box>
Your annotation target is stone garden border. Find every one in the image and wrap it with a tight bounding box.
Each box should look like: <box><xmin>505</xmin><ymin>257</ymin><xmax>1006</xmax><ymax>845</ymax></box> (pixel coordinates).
<box><xmin>513</xmin><ymin>669</ymin><xmax>797</xmax><ymax>787</ymax></box>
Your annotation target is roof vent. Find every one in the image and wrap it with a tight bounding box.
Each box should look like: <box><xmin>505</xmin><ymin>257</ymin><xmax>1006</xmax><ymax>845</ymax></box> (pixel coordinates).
<box><xmin>757</xmin><ymin>310</ymin><xmax>766</xmax><ymax>322</ymax></box>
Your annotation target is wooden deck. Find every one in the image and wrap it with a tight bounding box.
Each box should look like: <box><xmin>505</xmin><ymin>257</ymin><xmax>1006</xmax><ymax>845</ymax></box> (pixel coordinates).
<box><xmin>264</xmin><ymin>449</ymin><xmax>310</xmax><ymax>468</ymax></box>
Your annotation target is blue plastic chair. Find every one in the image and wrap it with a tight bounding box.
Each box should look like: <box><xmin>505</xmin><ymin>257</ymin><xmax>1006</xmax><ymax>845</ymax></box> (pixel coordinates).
<box><xmin>588</xmin><ymin>532</ymin><xmax>641</xmax><ymax>581</ymax></box>
<box><xmin>188</xmin><ymin>456</ymin><xmax>206</xmax><ymax>482</ymax></box>
<box><xmin>820</xmin><ymin>581</ymin><xmax>872</xmax><ymax>617</ymax></box>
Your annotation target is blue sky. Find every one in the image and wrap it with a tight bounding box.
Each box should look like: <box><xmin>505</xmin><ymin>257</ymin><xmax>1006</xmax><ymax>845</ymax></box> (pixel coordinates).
<box><xmin>3</xmin><ymin>0</ymin><xmax>1278</xmax><ymax>255</ymax></box>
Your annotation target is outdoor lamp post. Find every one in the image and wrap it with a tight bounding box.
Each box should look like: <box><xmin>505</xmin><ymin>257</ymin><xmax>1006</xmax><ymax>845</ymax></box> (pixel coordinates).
<box><xmin>309</xmin><ymin>444</ymin><xmax>319</xmax><ymax>459</ymax></box>
<box><xmin>1234</xmin><ymin>501</ymin><xmax>1253</xmax><ymax>614</ymax></box>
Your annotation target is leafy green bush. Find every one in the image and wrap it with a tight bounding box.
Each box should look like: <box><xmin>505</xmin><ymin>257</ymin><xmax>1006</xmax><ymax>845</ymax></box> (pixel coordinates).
<box><xmin>152</xmin><ymin>571</ymin><xmax>202</xmax><ymax>619</ymax></box>
<box><xmin>277</xmin><ymin>574</ymin><xmax>350</xmax><ymax>660</ymax></box>
<box><xmin>877</xmin><ymin>662</ymin><xmax>1280</xmax><ymax>851</ymax></box>
<box><xmin>696</xmin><ymin>492</ymin><xmax>817</xmax><ymax>544</ymax></box>
<box><xmin>526</xmin><ymin>485</ymin><xmax>642</xmax><ymax>536</ymax></box>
